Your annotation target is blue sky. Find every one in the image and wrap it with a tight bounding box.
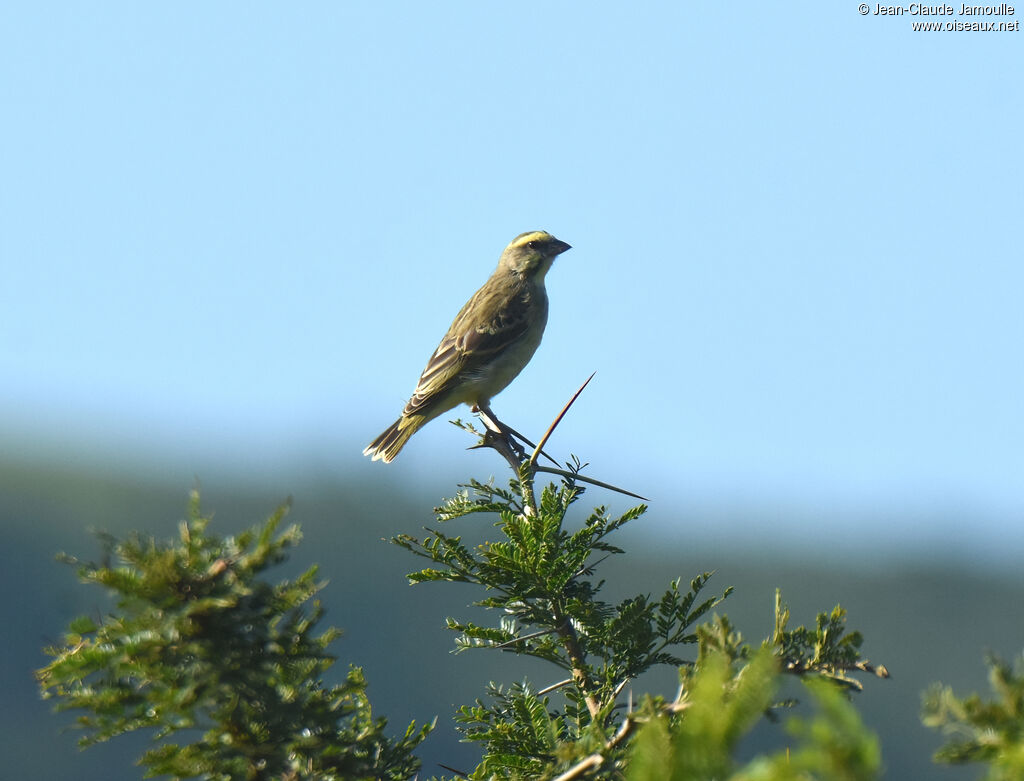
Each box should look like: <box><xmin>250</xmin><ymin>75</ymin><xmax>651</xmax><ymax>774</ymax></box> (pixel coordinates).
<box><xmin>2</xmin><ymin>4</ymin><xmax>1021</xmax><ymax>561</ymax></box>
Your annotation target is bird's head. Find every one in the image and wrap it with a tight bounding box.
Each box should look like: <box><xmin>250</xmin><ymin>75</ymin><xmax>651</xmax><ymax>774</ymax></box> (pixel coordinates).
<box><xmin>498</xmin><ymin>231</ymin><xmax>572</xmax><ymax>279</ymax></box>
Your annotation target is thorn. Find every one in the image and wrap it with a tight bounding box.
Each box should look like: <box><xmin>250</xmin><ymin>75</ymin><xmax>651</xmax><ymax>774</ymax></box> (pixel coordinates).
<box><xmin>530</xmin><ymin>372</ymin><xmax>596</xmax><ymax>469</ymax></box>
<box><xmin>534</xmin><ymin>465</ymin><xmax>649</xmax><ymax>501</ymax></box>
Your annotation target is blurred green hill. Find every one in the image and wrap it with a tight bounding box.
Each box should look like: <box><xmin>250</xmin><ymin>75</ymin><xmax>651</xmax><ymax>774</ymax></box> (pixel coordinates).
<box><xmin>4</xmin><ymin>455</ymin><xmax>1021</xmax><ymax>780</ymax></box>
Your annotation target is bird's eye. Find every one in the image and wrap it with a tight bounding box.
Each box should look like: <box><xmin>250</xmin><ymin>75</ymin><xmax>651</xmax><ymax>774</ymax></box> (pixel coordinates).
<box><xmin>527</xmin><ymin>241</ymin><xmax>538</xmax><ymax>250</ymax></box>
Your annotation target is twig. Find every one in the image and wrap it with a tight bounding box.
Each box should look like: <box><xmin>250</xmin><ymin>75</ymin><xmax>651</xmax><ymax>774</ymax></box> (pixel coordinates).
<box><xmin>573</xmin><ymin>553</ymin><xmax>610</xmax><ymax>579</ymax></box>
<box><xmin>491</xmin><ymin>628</ymin><xmax>559</xmax><ymax>650</ymax></box>
<box><xmin>606</xmin><ymin>713</ymin><xmax>636</xmax><ymax>750</ymax></box>
<box><xmin>553</xmin><ymin>612</ymin><xmax>601</xmax><ymax>720</ymax></box>
<box><xmin>782</xmin><ymin>657</ymin><xmax>890</xmax><ymax>683</ymax></box>
<box><xmin>552</xmin><ymin>757</ymin><xmax>606</xmax><ymax>781</ymax></box>
<box><xmin>502</xmin><ymin>422</ymin><xmax>559</xmax><ymax>466</ymax></box>
<box><xmin>551</xmin><ymin>714</ymin><xmax>636</xmax><ymax>781</ymax></box>
<box><xmin>553</xmin><ymin>698</ymin><xmax>694</xmax><ymax>781</ymax></box>
<box><xmin>552</xmin><ymin>754</ymin><xmax>604</xmax><ymax>781</ymax></box>
<box><xmin>468</xmin><ymin>428</ymin><xmax>524</xmax><ymax>476</ymax></box>
<box><xmin>537</xmin><ymin>677</ymin><xmax>574</xmax><ymax>696</ymax></box>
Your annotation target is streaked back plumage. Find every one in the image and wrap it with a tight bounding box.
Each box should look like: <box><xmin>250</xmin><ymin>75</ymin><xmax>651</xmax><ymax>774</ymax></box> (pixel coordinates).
<box><xmin>364</xmin><ymin>230</ymin><xmax>571</xmax><ymax>462</ymax></box>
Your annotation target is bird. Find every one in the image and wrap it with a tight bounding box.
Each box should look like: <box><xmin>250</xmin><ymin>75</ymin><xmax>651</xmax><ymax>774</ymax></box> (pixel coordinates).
<box><xmin>364</xmin><ymin>230</ymin><xmax>572</xmax><ymax>463</ymax></box>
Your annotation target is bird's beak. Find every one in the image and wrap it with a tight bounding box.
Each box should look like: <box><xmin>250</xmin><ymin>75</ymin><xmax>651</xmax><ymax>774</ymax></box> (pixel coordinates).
<box><xmin>551</xmin><ymin>239</ymin><xmax>572</xmax><ymax>256</ymax></box>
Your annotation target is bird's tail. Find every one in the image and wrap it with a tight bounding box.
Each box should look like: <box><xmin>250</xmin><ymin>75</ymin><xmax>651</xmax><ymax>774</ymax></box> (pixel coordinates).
<box><xmin>363</xmin><ymin>415</ymin><xmax>425</xmax><ymax>463</ymax></box>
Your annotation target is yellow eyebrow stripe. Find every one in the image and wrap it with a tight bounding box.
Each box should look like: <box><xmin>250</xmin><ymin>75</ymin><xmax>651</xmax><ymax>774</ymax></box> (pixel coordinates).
<box><xmin>508</xmin><ymin>231</ymin><xmax>550</xmax><ymax>249</ymax></box>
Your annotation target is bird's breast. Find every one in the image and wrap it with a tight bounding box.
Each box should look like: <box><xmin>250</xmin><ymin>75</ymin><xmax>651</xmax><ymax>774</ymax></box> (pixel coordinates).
<box><xmin>468</xmin><ymin>289</ymin><xmax>548</xmax><ymax>401</ymax></box>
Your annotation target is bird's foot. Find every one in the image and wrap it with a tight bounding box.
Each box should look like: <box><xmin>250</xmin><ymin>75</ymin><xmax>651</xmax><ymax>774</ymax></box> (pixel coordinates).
<box><xmin>473</xmin><ymin>405</ymin><xmax>528</xmax><ymax>462</ymax></box>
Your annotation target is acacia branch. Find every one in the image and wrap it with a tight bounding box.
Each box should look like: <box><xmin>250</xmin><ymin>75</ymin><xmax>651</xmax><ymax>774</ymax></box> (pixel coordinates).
<box><xmin>552</xmin><ymin>609</ymin><xmax>602</xmax><ymax>721</ymax></box>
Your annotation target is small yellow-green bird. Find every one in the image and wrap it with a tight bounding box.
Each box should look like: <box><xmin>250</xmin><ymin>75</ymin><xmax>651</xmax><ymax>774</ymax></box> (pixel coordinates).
<box><xmin>364</xmin><ymin>230</ymin><xmax>572</xmax><ymax>463</ymax></box>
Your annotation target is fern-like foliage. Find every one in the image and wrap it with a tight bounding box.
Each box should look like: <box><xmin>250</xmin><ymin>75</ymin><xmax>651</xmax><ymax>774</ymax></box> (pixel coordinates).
<box><xmin>627</xmin><ymin>649</ymin><xmax>882</xmax><ymax>781</ymax></box>
<box><xmin>395</xmin><ymin>475</ymin><xmax>732</xmax><ymax>778</ymax></box>
<box><xmin>37</xmin><ymin>491</ymin><xmax>430</xmax><ymax>781</ymax></box>
<box><xmin>923</xmin><ymin>653</ymin><xmax>1024</xmax><ymax>780</ymax></box>
<box><xmin>397</xmin><ymin>463</ymin><xmax>890</xmax><ymax>780</ymax></box>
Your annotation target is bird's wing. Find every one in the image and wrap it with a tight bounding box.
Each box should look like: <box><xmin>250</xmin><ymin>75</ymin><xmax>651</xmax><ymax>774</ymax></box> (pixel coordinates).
<box><xmin>403</xmin><ymin>282</ymin><xmax>531</xmax><ymax>415</ymax></box>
